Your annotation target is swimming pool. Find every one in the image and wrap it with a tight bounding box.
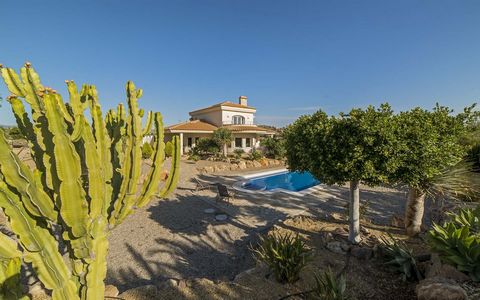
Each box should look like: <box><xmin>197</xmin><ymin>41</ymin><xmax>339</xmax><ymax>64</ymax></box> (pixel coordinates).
<box><xmin>239</xmin><ymin>170</ymin><xmax>320</xmax><ymax>193</ymax></box>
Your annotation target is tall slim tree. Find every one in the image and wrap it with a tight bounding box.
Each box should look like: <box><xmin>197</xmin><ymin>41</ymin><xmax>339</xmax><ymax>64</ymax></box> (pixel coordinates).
<box><xmin>213</xmin><ymin>127</ymin><xmax>232</xmax><ymax>156</ymax></box>
<box><xmin>284</xmin><ymin>104</ymin><xmax>396</xmax><ymax>243</ymax></box>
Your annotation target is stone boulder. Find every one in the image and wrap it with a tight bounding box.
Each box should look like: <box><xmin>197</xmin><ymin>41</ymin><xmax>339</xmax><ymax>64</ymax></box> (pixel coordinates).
<box><xmin>104</xmin><ymin>285</ymin><xmax>119</xmax><ymax>297</ymax></box>
<box><xmin>350</xmin><ymin>246</ymin><xmax>373</xmax><ymax>260</ymax></box>
<box><xmin>118</xmin><ymin>284</ymin><xmax>158</xmax><ymax>300</ymax></box>
<box><xmin>425</xmin><ymin>254</ymin><xmax>470</xmax><ymax>282</ymax></box>
<box><xmin>326</xmin><ymin>241</ymin><xmax>349</xmax><ymax>254</ymax></box>
<box><xmin>416</xmin><ymin>277</ymin><xmax>467</xmax><ymax>300</ymax></box>
<box><xmin>238</xmin><ymin>161</ymin><xmax>247</xmax><ymax>169</ymax></box>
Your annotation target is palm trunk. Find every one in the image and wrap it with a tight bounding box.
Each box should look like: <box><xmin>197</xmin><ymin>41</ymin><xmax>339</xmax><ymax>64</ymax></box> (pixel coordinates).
<box><xmin>405</xmin><ymin>187</ymin><xmax>426</xmax><ymax>236</ymax></box>
<box><xmin>348</xmin><ymin>180</ymin><xmax>361</xmax><ymax>244</ymax></box>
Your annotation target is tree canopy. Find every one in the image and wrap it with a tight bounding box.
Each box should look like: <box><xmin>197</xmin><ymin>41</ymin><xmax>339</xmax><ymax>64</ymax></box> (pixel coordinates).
<box><xmin>284</xmin><ymin>103</ymin><xmax>396</xmax><ymax>186</ymax></box>
<box><xmin>390</xmin><ymin>104</ymin><xmax>479</xmax><ymax>191</ymax></box>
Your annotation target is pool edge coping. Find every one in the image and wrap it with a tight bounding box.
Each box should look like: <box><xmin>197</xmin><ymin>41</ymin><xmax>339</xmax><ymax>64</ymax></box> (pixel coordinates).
<box><xmin>232</xmin><ymin>168</ymin><xmax>323</xmax><ymax>196</ymax></box>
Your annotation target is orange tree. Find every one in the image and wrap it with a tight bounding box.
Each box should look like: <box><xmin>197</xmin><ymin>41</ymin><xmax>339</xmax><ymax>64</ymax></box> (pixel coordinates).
<box><xmin>284</xmin><ymin>104</ymin><xmax>397</xmax><ymax>243</ymax></box>
<box><xmin>391</xmin><ymin>104</ymin><xmax>479</xmax><ymax>236</ymax></box>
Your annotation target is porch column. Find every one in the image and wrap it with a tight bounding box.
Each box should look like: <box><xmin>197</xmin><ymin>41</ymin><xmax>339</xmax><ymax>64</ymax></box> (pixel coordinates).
<box><xmin>179</xmin><ymin>133</ymin><xmax>184</xmax><ymax>156</ymax></box>
<box><xmin>231</xmin><ymin>140</ymin><xmax>235</xmax><ymax>150</ymax></box>
<box><xmin>242</xmin><ymin>138</ymin><xmax>246</xmax><ymax>149</ymax></box>
<box><xmin>252</xmin><ymin>137</ymin><xmax>256</xmax><ymax>149</ymax></box>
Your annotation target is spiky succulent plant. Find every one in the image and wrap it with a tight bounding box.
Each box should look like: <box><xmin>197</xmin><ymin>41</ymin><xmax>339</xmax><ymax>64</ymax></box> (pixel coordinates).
<box><xmin>0</xmin><ymin>63</ymin><xmax>180</xmax><ymax>300</ymax></box>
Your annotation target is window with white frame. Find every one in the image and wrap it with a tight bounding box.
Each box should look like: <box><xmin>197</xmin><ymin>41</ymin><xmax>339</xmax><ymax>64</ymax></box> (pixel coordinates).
<box><xmin>232</xmin><ymin>115</ymin><xmax>245</xmax><ymax>125</ymax></box>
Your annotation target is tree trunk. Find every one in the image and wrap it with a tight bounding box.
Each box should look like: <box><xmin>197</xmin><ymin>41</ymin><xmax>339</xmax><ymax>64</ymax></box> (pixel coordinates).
<box><xmin>223</xmin><ymin>143</ymin><xmax>228</xmax><ymax>156</ymax></box>
<box><xmin>405</xmin><ymin>187</ymin><xmax>426</xmax><ymax>236</ymax></box>
<box><xmin>348</xmin><ymin>180</ymin><xmax>361</xmax><ymax>244</ymax></box>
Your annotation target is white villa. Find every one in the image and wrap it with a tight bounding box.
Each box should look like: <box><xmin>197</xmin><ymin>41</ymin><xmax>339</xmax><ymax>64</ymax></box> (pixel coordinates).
<box><xmin>164</xmin><ymin>96</ymin><xmax>276</xmax><ymax>155</ymax></box>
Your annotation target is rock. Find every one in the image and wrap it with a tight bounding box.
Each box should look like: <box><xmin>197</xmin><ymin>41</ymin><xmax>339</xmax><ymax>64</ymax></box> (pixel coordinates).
<box><xmin>118</xmin><ymin>284</ymin><xmax>158</xmax><ymax>300</ymax></box>
<box><xmin>350</xmin><ymin>246</ymin><xmax>373</xmax><ymax>260</ymax></box>
<box><xmin>238</xmin><ymin>161</ymin><xmax>247</xmax><ymax>169</ymax></box>
<box><xmin>329</xmin><ymin>212</ymin><xmax>344</xmax><ymax>221</ymax></box>
<box><xmin>158</xmin><ymin>278</ymin><xmax>178</xmax><ymax>290</ymax></box>
<box><xmin>230</xmin><ymin>164</ymin><xmax>239</xmax><ymax>171</ymax></box>
<box><xmin>178</xmin><ymin>279</ymin><xmax>188</xmax><ymax>289</ymax></box>
<box><xmin>333</xmin><ymin>227</ymin><xmax>348</xmax><ymax>238</ymax></box>
<box><xmin>30</xmin><ymin>284</ymin><xmax>50</xmax><ymax>300</ymax></box>
<box><xmin>245</xmin><ymin>161</ymin><xmax>254</xmax><ymax>168</ymax></box>
<box><xmin>253</xmin><ymin>161</ymin><xmax>262</xmax><ymax>168</ymax></box>
<box><xmin>215</xmin><ymin>214</ymin><xmax>228</xmax><ymax>221</ymax></box>
<box><xmin>10</xmin><ymin>140</ymin><xmax>27</xmax><ymax>148</ymax></box>
<box><xmin>204</xmin><ymin>208</ymin><xmax>215</xmax><ymax>214</ymax></box>
<box><xmin>425</xmin><ymin>254</ymin><xmax>470</xmax><ymax>282</ymax></box>
<box><xmin>340</xmin><ymin>242</ymin><xmax>350</xmax><ymax>252</ymax></box>
<box><xmin>361</xmin><ymin>227</ymin><xmax>370</xmax><ymax>235</ymax></box>
<box><xmin>326</xmin><ymin>241</ymin><xmax>347</xmax><ymax>254</ymax></box>
<box><xmin>104</xmin><ymin>285</ymin><xmax>119</xmax><ymax>297</ymax></box>
<box><xmin>416</xmin><ymin>277</ymin><xmax>467</xmax><ymax>300</ymax></box>
<box><xmin>203</xmin><ymin>166</ymin><xmax>214</xmax><ymax>173</ymax></box>
<box><xmin>259</xmin><ymin>158</ymin><xmax>269</xmax><ymax>167</ymax></box>
<box><xmin>319</xmin><ymin>232</ymin><xmax>333</xmax><ymax>246</ymax></box>
<box><xmin>391</xmin><ymin>215</ymin><xmax>404</xmax><ymax>228</ymax></box>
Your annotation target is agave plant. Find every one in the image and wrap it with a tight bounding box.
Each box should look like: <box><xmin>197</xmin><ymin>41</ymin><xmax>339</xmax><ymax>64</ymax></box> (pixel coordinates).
<box><xmin>380</xmin><ymin>233</ymin><xmax>422</xmax><ymax>281</ymax></box>
<box><xmin>0</xmin><ymin>63</ymin><xmax>181</xmax><ymax>300</ymax></box>
<box><xmin>428</xmin><ymin>206</ymin><xmax>480</xmax><ymax>281</ymax></box>
<box><xmin>309</xmin><ymin>268</ymin><xmax>347</xmax><ymax>300</ymax></box>
<box><xmin>251</xmin><ymin>232</ymin><xmax>312</xmax><ymax>283</ymax></box>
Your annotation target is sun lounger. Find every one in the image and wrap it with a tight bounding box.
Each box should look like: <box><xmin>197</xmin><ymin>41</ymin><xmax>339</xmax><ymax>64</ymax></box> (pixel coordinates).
<box><xmin>194</xmin><ymin>177</ymin><xmax>216</xmax><ymax>191</ymax></box>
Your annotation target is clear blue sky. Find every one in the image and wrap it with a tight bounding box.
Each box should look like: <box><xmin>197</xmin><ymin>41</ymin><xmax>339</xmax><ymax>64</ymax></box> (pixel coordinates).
<box><xmin>1</xmin><ymin>0</ymin><xmax>479</xmax><ymax>127</ymax></box>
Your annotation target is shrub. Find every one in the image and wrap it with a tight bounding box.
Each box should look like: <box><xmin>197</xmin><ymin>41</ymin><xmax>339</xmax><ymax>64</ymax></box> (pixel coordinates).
<box><xmin>213</xmin><ymin>128</ymin><xmax>232</xmax><ymax>156</ymax></box>
<box><xmin>6</xmin><ymin>127</ymin><xmax>24</xmax><ymax>140</ymax></box>
<box><xmin>188</xmin><ymin>154</ymin><xmax>200</xmax><ymax>161</ymax></box>
<box><xmin>142</xmin><ymin>142</ymin><xmax>153</xmax><ymax>159</ymax></box>
<box><xmin>428</xmin><ymin>206</ymin><xmax>480</xmax><ymax>281</ymax></box>
<box><xmin>248</xmin><ymin>149</ymin><xmax>263</xmax><ymax>161</ymax></box>
<box><xmin>310</xmin><ymin>269</ymin><xmax>347</xmax><ymax>300</ymax></box>
<box><xmin>260</xmin><ymin>136</ymin><xmax>285</xmax><ymax>159</ymax></box>
<box><xmin>193</xmin><ymin>138</ymin><xmax>220</xmax><ymax>156</ymax></box>
<box><xmin>380</xmin><ymin>234</ymin><xmax>422</xmax><ymax>281</ymax></box>
<box><xmin>165</xmin><ymin>141</ymin><xmax>173</xmax><ymax>157</ymax></box>
<box><xmin>251</xmin><ymin>232</ymin><xmax>312</xmax><ymax>283</ymax></box>
<box><xmin>233</xmin><ymin>148</ymin><xmax>244</xmax><ymax>159</ymax></box>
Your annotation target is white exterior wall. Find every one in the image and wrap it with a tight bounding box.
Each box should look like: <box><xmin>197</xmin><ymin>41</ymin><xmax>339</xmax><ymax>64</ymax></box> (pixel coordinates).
<box><xmin>229</xmin><ymin>133</ymin><xmax>259</xmax><ymax>153</ymax></box>
<box><xmin>190</xmin><ymin>110</ymin><xmax>223</xmax><ymax>127</ymax></box>
<box><xmin>222</xmin><ymin>110</ymin><xmax>254</xmax><ymax>125</ymax></box>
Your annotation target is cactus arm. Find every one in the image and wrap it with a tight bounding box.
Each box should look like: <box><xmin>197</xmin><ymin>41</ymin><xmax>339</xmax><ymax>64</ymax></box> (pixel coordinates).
<box><xmin>83</xmin><ymin>219</ymin><xmax>108</xmax><ymax>300</ymax></box>
<box><xmin>20</xmin><ymin>64</ymin><xmax>45</xmax><ymax>113</ymax></box>
<box><xmin>86</xmin><ymin>86</ymin><xmax>113</xmax><ymax>216</ymax></box>
<box><xmin>0</xmin><ymin>130</ymin><xmax>56</xmax><ymax>221</ymax></box>
<box><xmin>110</xmin><ymin>82</ymin><xmax>143</xmax><ymax>225</ymax></box>
<box><xmin>76</xmin><ymin>117</ymin><xmax>104</xmax><ymax>220</ymax></box>
<box><xmin>0</xmin><ymin>184</ymin><xmax>78</xmax><ymax>300</ymax></box>
<box><xmin>142</xmin><ymin>111</ymin><xmax>153</xmax><ymax>136</ymax></box>
<box><xmin>0</xmin><ymin>233</ymin><xmax>26</xmax><ymax>300</ymax></box>
<box><xmin>43</xmin><ymin>94</ymin><xmax>89</xmax><ymax>237</ymax></box>
<box><xmin>0</xmin><ymin>67</ymin><xmax>26</xmax><ymax>97</ymax></box>
<box><xmin>136</xmin><ymin>113</ymin><xmax>165</xmax><ymax>208</ymax></box>
<box><xmin>158</xmin><ymin>135</ymin><xmax>181</xmax><ymax>198</ymax></box>
<box><xmin>54</xmin><ymin>94</ymin><xmax>74</xmax><ymax>124</ymax></box>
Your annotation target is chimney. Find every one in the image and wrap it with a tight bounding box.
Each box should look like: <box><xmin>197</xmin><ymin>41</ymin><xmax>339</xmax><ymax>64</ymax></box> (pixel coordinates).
<box><xmin>239</xmin><ymin>95</ymin><xmax>248</xmax><ymax>106</ymax></box>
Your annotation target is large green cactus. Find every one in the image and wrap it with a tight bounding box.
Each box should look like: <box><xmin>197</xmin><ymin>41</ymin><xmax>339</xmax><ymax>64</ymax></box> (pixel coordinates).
<box><xmin>0</xmin><ymin>63</ymin><xmax>181</xmax><ymax>300</ymax></box>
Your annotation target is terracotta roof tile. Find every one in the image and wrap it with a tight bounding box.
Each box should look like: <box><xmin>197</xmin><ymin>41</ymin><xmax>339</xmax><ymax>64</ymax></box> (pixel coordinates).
<box><xmin>190</xmin><ymin>101</ymin><xmax>255</xmax><ymax>114</ymax></box>
<box><xmin>221</xmin><ymin>125</ymin><xmax>275</xmax><ymax>133</ymax></box>
<box><xmin>165</xmin><ymin>120</ymin><xmax>217</xmax><ymax>132</ymax></box>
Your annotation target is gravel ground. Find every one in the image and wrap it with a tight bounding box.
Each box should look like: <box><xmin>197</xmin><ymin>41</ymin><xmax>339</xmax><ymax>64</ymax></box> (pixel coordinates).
<box><xmin>0</xmin><ymin>151</ymin><xmax>433</xmax><ymax>295</ymax></box>
<box><xmin>105</xmin><ymin>159</ymin><xmax>427</xmax><ymax>292</ymax></box>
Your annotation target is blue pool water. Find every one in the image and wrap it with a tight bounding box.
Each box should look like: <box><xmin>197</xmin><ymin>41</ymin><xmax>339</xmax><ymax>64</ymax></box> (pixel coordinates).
<box><xmin>242</xmin><ymin>171</ymin><xmax>320</xmax><ymax>192</ymax></box>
